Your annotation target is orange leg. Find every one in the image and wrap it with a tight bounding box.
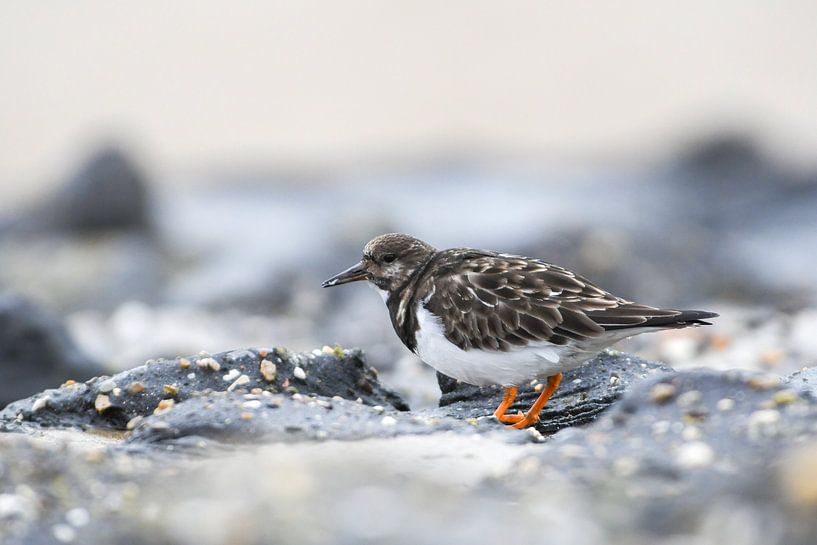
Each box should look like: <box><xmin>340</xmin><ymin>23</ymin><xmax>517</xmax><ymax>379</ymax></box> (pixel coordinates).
<box><xmin>510</xmin><ymin>373</ymin><xmax>563</xmax><ymax>429</ymax></box>
<box><xmin>493</xmin><ymin>386</ymin><xmax>525</xmax><ymax>424</ymax></box>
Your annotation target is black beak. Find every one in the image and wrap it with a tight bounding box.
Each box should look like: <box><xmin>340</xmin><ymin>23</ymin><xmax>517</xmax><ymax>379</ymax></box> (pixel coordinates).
<box><xmin>321</xmin><ymin>261</ymin><xmax>368</xmax><ymax>288</ymax></box>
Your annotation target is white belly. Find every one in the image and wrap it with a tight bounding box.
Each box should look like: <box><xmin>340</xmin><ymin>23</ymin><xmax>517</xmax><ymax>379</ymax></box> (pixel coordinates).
<box><xmin>414</xmin><ymin>307</ymin><xmax>599</xmax><ymax>386</ymax></box>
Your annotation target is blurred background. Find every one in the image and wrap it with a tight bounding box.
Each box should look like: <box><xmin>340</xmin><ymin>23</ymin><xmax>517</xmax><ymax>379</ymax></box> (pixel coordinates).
<box><xmin>2</xmin><ymin>1</ymin><xmax>817</xmax><ymax>408</ymax></box>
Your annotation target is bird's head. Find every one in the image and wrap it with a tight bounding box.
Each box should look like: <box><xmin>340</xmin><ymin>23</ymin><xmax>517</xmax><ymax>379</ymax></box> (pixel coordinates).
<box><xmin>322</xmin><ymin>233</ymin><xmax>436</xmax><ymax>293</ymax></box>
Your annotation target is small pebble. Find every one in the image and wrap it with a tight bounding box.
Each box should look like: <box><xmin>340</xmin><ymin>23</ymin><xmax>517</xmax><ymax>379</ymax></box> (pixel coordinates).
<box><xmin>682</xmin><ymin>426</ymin><xmax>702</xmax><ymax>441</ymax></box>
<box><xmin>651</xmin><ymin>420</ymin><xmax>671</xmax><ymax>435</ymax></box>
<box><xmin>749</xmin><ymin>409</ymin><xmax>781</xmax><ymax>426</ymax></box>
<box><xmin>773</xmin><ymin>390</ymin><xmax>799</xmax><ymax>406</ymax></box>
<box><xmin>65</xmin><ymin>507</ymin><xmax>90</xmax><ymax>527</ymax></box>
<box><xmin>372</xmin><ymin>405</ymin><xmax>385</xmax><ymax>414</ymax></box>
<box><xmin>293</xmin><ymin>366</ymin><xmax>307</xmax><ymax>380</ymax></box>
<box><xmin>609</xmin><ymin>375</ymin><xmax>621</xmax><ymax>386</ymax></box>
<box><xmin>677</xmin><ymin>390</ymin><xmax>703</xmax><ymax>407</ymax></box>
<box><xmin>649</xmin><ymin>383</ymin><xmax>677</xmax><ymax>403</ymax></box>
<box><xmin>197</xmin><ymin>357</ymin><xmax>221</xmax><ymax>371</ymax></box>
<box><xmin>259</xmin><ymin>359</ymin><xmax>277</xmax><ymax>382</ymax></box>
<box><xmin>187</xmin><ymin>372</ymin><xmax>196</xmax><ymax>379</ymax></box>
<box><xmin>527</xmin><ymin>427</ymin><xmax>545</xmax><ymax>442</ymax></box>
<box><xmin>126</xmin><ymin>416</ymin><xmax>144</xmax><ymax>430</ymax></box>
<box><xmin>227</xmin><ymin>374</ymin><xmax>251</xmax><ymax>392</ymax></box>
<box><xmin>534</xmin><ymin>383</ymin><xmax>545</xmax><ymax>392</ymax></box>
<box><xmin>94</xmin><ymin>394</ymin><xmax>112</xmax><ymax>414</ymax></box>
<box><xmin>716</xmin><ymin>398</ymin><xmax>735</xmax><ymax>411</ymax></box>
<box><xmin>747</xmin><ymin>375</ymin><xmax>780</xmax><ymax>390</ymax></box>
<box><xmin>31</xmin><ymin>396</ymin><xmax>50</xmax><ymax>412</ymax></box>
<box><xmin>97</xmin><ymin>379</ymin><xmax>117</xmax><ymax>393</ymax></box>
<box><xmin>321</xmin><ymin>345</ymin><xmax>335</xmax><ymax>355</ymax></box>
<box><xmin>179</xmin><ymin>358</ymin><xmax>190</xmax><ymax>369</ymax></box>
<box><xmin>154</xmin><ymin>399</ymin><xmax>175</xmax><ymax>414</ymax></box>
<box><xmin>112</xmin><ymin>387</ymin><xmax>122</xmax><ymax>397</ymax></box>
<box><xmin>223</xmin><ymin>369</ymin><xmax>240</xmax><ymax>382</ymax></box>
<box><xmin>240</xmin><ymin>412</ymin><xmax>254</xmax><ymax>421</ymax></box>
<box><xmin>381</xmin><ymin>416</ymin><xmax>397</xmax><ymax>426</ymax></box>
<box><xmin>242</xmin><ymin>400</ymin><xmax>262</xmax><ymax>410</ymax></box>
<box><xmin>126</xmin><ymin>382</ymin><xmax>145</xmax><ymax>395</ymax></box>
<box><xmin>52</xmin><ymin>523</ymin><xmax>76</xmax><ymax>543</ymax></box>
<box><xmin>163</xmin><ymin>384</ymin><xmax>179</xmax><ymax>396</ymax></box>
<box><xmin>62</xmin><ymin>379</ymin><xmax>76</xmax><ymax>387</ymax></box>
<box><xmin>676</xmin><ymin>441</ymin><xmax>715</xmax><ymax>468</ymax></box>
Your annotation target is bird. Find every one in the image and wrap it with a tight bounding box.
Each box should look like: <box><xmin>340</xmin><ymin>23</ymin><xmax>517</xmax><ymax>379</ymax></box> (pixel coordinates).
<box><xmin>322</xmin><ymin>233</ymin><xmax>718</xmax><ymax>429</ymax></box>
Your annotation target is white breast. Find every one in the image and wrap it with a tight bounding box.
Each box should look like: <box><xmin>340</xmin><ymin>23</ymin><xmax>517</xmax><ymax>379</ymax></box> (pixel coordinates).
<box><xmin>413</xmin><ymin>307</ymin><xmax>598</xmax><ymax>386</ymax></box>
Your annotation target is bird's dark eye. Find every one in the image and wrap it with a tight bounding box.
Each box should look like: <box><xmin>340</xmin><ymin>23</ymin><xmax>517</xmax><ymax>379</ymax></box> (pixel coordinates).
<box><xmin>382</xmin><ymin>253</ymin><xmax>397</xmax><ymax>263</ymax></box>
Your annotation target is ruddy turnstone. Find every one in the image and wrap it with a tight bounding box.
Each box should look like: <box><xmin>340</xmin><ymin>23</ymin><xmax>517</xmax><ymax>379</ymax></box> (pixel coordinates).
<box><xmin>322</xmin><ymin>233</ymin><xmax>718</xmax><ymax>429</ymax></box>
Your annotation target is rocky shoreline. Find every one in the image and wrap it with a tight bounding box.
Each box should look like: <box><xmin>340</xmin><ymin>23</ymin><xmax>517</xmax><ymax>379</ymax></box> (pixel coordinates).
<box><xmin>2</xmin><ymin>345</ymin><xmax>817</xmax><ymax>544</ymax></box>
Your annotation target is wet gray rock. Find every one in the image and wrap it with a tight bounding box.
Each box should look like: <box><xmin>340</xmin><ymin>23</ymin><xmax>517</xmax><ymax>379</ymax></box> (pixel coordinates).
<box><xmin>7</xmin><ymin>146</ymin><xmax>152</xmax><ymax>234</ymax></box>
<box><xmin>514</xmin><ymin>369</ymin><xmax>817</xmax><ymax>537</ymax></box>
<box><xmin>127</xmin><ymin>390</ymin><xmax>469</xmax><ymax>444</ymax></box>
<box><xmin>0</xmin><ymin>347</ymin><xmax>408</xmax><ymax>431</ymax></box>
<box><xmin>0</xmin><ymin>293</ymin><xmax>103</xmax><ymax>408</ymax></box>
<box><xmin>437</xmin><ymin>350</ymin><xmax>671</xmax><ymax>434</ymax></box>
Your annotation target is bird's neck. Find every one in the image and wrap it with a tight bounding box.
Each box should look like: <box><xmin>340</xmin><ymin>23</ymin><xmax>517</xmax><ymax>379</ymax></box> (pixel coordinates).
<box><xmin>385</xmin><ymin>251</ymin><xmax>438</xmax><ymax>352</ymax></box>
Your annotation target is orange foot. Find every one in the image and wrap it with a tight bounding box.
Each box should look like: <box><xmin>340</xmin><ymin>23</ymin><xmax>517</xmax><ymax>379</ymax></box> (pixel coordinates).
<box><xmin>493</xmin><ymin>373</ymin><xmax>563</xmax><ymax>429</ymax></box>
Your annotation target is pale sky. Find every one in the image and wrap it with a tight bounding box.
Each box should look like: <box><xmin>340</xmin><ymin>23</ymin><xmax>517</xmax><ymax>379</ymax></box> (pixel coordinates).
<box><xmin>2</xmin><ymin>1</ymin><xmax>817</xmax><ymax>198</ymax></box>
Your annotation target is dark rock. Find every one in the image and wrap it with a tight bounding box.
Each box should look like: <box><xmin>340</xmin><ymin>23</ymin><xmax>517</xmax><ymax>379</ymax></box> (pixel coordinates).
<box><xmin>1</xmin><ymin>146</ymin><xmax>151</xmax><ymax>236</ymax></box>
<box><xmin>0</xmin><ymin>293</ymin><xmax>103</xmax><ymax>408</ymax></box>
<box><xmin>40</xmin><ymin>146</ymin><xmax>151</xmax><ymax>233</ymax></box>
<box><xmin>436</xmin><ymin>350</ymin><xmax>671</xmax><ymax>433</ymax></box>
<box><xmin>127</xmin><ymin>390</ymin><xmax>468</xmax><ymax>444</ymax></box>
<box><xmin>0</xmin><ymin>347</ymin><xmax>408</xmax><ymax>431</ymax></box>
<box><xmin>515</xmin><ymin>369</ymin><xmax>817</xmax><ymax>535</ymax></box>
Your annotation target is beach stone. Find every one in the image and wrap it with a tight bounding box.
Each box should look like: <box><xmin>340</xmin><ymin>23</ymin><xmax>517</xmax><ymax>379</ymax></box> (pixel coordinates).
<box><xmin>436</xmin><ymin>350</ymin><xmax>672</xmax><ymax>433</ymax></box>
<box><xmin>127</xmin><ymin>390</ymin><xmax>468</xmax><ymax>444</ymax></box>
<box><xmin>0</xmin><ymin>293</ymin><xmax>103</xmax><ymax>408</ymax></box>
<box><xmin>34</xmin><ymin>146</ymin><xmax>151</xmax><ymax>233</ymax></box>
<box><xmin>0</xmin><ymin>347</ymin><xmax>408</xmax><ymax>431</ymax></box>
<box><xmin>512</xmin><ymin>369</ymin><xmax>817</xmax><ymax>535</ymax></box>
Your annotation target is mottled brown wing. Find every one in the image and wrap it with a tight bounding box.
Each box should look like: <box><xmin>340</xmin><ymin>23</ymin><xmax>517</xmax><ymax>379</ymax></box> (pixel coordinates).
<box><xmin>423</xmin><ymin>254</ymin><xmax>681</xmax><ymax>351</ymax></box>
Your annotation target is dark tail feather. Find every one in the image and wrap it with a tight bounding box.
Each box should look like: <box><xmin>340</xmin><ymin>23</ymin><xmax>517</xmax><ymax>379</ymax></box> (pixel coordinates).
<box><xmin>603</xmin><ymin>309</ymin><xmax>719</xmax><ymax>331</ymax></box>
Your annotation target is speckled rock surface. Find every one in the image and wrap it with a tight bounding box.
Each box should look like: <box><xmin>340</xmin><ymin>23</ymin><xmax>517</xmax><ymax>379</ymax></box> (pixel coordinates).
<box><xmin>437</xmin><ymin>350</ymin><xmax>672</xmax><ymax>433</ymax></box>
<box><xmin>127</xmin><ymin>390</ymin><xmax>473</xmax><ymax>444</ymax></box>
<box><xmin>0</xmin><ymin>347</ymin><xmax>408</xmax><ymax>431</ymax></box>
<box><xmin>3</xmin><ymin>364</ymin><xmax>817</xmax><ymax>545</ymax></box>
<box><xmin>508</xmin><ymin>368</ymin><xmax>817</xmax><ymax>538</ymax></box>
